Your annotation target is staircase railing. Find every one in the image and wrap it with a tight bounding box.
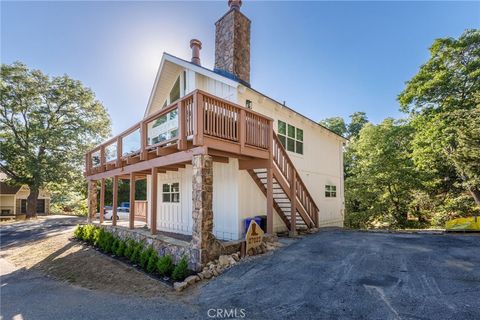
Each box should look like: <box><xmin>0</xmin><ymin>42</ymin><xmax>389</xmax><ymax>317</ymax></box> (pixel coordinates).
<box><xmin>272</xmin><ymin>132</ymin><xmax>319</xmax><ymax>227</ymax></box>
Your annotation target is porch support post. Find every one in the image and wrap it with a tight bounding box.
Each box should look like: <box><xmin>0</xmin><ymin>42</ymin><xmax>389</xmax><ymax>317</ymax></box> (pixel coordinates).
<box><xmin>112</xmin><ymin>176</ymin><xmax>118</xmax><ymax>227</ymax></box>
<box><xmin>289</xmin><ymin>171</ymin><xmax>297</xmax><ymax>237</ymax></box>
<box><xmin>100</xmin><ymin>178</ymin><xmax>105</xmax><ymax>224</ymax></box>
<box><xmin>87</xmin><ymin>180</ymin><xmax>97</xmax><ymax>223</ymax></box>
<box><xmin>266</xmin><ymin>165</ymin><xmax>274</xmax><ymax>234</ymax></box>
<box><xmin>191</xmin><ymin>154</ymin><xmax>216</xmax><ymax>270</ymax></box>
<box><xmin>129</xmin><ymin>172</ymin><xmax>135</xmax><ymax>229</ymax></box>
<box><xmin>150</xmin><ymin>167</ymin><xmax>158</xmax><ymax>235</ymax></box>
<box><xmin>266</xmin><ymin>119</ymin><xmax>274</xmax><ymax>234</ymax></box>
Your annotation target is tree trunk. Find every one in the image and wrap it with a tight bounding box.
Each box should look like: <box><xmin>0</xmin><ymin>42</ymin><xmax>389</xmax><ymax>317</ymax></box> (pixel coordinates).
<box><xmin>469</xmin><ymin>186</ymin><xmax>480</xmax><ymax>206</ymax></box>
<box><xmin>26</xmin><ymin>188</ymin><xmax>39</xmax><ymax>219</ymax></box>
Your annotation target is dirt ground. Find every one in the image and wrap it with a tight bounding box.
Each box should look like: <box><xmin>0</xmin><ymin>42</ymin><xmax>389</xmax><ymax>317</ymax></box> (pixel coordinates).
<box><xmin>2</xmin><ymin>232</ymin><xmax>176</xmax><ymax>299</ymax></box>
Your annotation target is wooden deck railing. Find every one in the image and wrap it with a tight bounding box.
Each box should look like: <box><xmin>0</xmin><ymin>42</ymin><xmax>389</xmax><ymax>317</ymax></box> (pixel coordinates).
<box><xmin>272</xmin><ymin>133</ymin><xmax>319</xmax><ymax>227</ymax></box>
<box><xmin>85</xmin><ymin>90</ymin><xmax>273</xmax><ymax>176</ymax></box>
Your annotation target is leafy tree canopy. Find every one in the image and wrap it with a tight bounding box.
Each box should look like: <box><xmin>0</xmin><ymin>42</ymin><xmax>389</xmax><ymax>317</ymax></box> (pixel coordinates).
<box><xmin>319</xmin><ymin>117</ymin><xmax>347</xmax><ymax>137</ymax></box>
<box><xmin>0</xmin><ymin>62</ymin><xmax>111</xmax><ymax>216</ymax></box>
<box><xmin>398</xmin><ymin>29</ymin><xmax>480</xmax><ymax>206</ymax></box>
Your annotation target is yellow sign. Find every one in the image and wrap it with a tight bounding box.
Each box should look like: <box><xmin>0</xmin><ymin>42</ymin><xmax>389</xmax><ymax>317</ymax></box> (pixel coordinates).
<box><xmin>246</xmin><ymin>220</ymin><xmax>264</xmax><ymax>254</ymax></box>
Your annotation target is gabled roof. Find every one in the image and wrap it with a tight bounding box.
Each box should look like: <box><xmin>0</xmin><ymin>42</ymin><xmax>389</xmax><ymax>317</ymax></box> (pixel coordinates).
<box><xmin>0</xmin><ymin>181</ymin><xmax>21</xmax><ymax>195</ymax></box>
<box><xmin>144</xmin><ymin>53</ymin><xmax>347</xmax><ymax>141</ymax></box>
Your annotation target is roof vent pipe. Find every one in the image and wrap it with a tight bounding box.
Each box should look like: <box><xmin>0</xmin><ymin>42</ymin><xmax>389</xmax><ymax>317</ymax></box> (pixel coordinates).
<box><xmin>190</xmin><ymin>39</ymin><xmax>202</xmax><ymax>66</ymax></box>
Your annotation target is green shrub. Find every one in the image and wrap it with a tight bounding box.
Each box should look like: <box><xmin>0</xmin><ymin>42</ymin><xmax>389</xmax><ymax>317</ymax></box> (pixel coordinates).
<box><xmin>100</xmin><ymin>232</ymin><xmax>115</xmax><ymax>253</ymax></box>
<box><xmin>111</xmin><ymin>238</ymin><xmax>120</xmax><ymax>255</ymax></box>
<box><xmin>130</xmin><ymin>242</ymin><xmax>144</xmax><ymax>264</ymax></box>
<box><xmin>172</xmin><ymin>256</ymin><xmax>189</xmax><ymax>281</ymax></box>
<box><xmin>73</xmin><ymin>225</ymin><xmax>84</xmax><ymax>240</ymax></box>
<box><xmin>82</xmin><ymin>224</ymin><xmax>96</xmax><ymax>243</ymax></box>
<box><xmin>140</xmin><ymin>246</ymin><xmax>155</xmax><ymax>269</ymax></box>
<box><xmin>124</xmin><ymin>239</ymin><xmax>136</xmax><ymax>260</ymax></box>
<box><xmin>116</xmin><ymin>239</ymin><xmax>127</xmax><ymax>257</ymax></box>
<box><xmin>157</xmin><ymin>254</ymin><xmax>174</xmax><ymax>277</ymax></box>
<box><xmin>146</xmin><ymin>251</ymin><xmax>159</xmax><ymax>274</ymax></box>
<box><xmin>93</xmin><ymin>228</ymin><xmax>104</xmax><ymax>246</ymax></box>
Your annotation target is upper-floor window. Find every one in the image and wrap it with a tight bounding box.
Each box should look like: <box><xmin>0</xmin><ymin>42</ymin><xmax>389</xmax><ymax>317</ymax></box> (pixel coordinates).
<box><xmin>245</xmin><ymin>99</ymin><xmax>252</xmax><ymax>109</ymax></box>
<box><xmin>162</xmin><ymin>182</ymin><xmax>180</xmax><ymax>203</ymax></box>
<box><xmin>169</xmin><ymin>76</ymin><xmax>180</xmax><ymax>103</ymax></box>
<box><xmin>278</xmin><ymin>120</ymin><xmax>303</xmax><ymax>155</ymax></box>
<box><xmin>325</xmin><ymin>185</ymin><xmax>337</xmax><ymax>198</ymax></box>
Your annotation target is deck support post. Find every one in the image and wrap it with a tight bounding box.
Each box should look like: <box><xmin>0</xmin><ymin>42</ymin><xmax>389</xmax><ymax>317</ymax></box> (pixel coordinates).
<box><xmin>129</xmin><ymin>173</ymin><xmax>136</xmax><ymax>229</ymax></box>
<box><xmin>191</xmin><ymin>154</ymin><xmax>218</xmax><ymax>271</ymax></box>
<box><xmin>87</xmin><ymin>180</ymin><xmax>97</xmax><ymax>223</ymax></box>
<box><xmin>100</xmin><ymin>178</ymin><xmax>105</xmax><ymax>224</ymax></box>
<box><xmin>150</xmin><ymin>167</ymin><xmax>158</xmax><ymax>235</ymax></box>
<box><xmin>112</xmin><ymin>176</ymin><xmax>118</xmax><ymax>227</ymax></box>
<box><xmin>289</xmin><ymin>171</ymin><xmax>297</xmax><ymax>237</ymax></box>
<box><xmin>266</xmin><ymin>119</ymin><xmax>274</xmax><ymax>234</ymax></box>
<box><xmin>266</xmin><ymin>165</ymin><xmax>274</xmax><ymax>234</ymax></box>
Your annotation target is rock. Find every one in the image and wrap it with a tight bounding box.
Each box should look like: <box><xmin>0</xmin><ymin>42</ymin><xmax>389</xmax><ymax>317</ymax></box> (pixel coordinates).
<box><xmin>203</xmin><ymin>267</ymin><xmax>209</xmax><ymax>272</ymax></box>
<box><xmin>218</xmin><ymin>255</ymin><xmax>231</xmax><ymax>267</ymax></box>
<box><xmin>185</xmin><ymin>275</ymin><xmax>199</xmax><ymax>285</ymax></box>
<box><xmin>212</xmin><ymin>269</ymin><xmax>219</xmax><ymax>277</ymax></box>
<box><xmin>209</xmin><ymin>263</ymin><xmax>216</xmax><ymax>270</ymax></box>
<box><xmin>232</xmin><ymin>253</ymin><xmax>240</xmax><ymax>261</ymax></box>
<box><xmin>198</xmin><ymin>272</ymin><xmax>204</xmax><ymax>280</ymax></box>
<box><xmin>247</xmin><ymin>248</ymin><xmax>254</xmax><ymax>256</ymax></box>
<box><xmin>202</xmin><ymin>270</ymin><xmax>213</xmax><ymax>279</ymax></box>
<box><xmin>174</xmin><ymin>281</ymin><xmax>188</xmax><ymax>292</ymax></box>
<box><xmin>219</xmin><ymin>255</ymin><xmax>237</xmax><ymax>267</ymax></box>
<box><xmin>266</xmin><ymin>244</ymin><xmax>275</xmax><ymax>251</ymax></box>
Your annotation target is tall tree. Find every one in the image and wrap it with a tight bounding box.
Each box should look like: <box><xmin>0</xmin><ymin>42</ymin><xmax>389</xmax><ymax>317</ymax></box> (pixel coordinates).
<box><xmin>0</xmin><ymin>62</ymin><xmax>111</xmax><ymax>217</ymax></box>
<box><xmin>347</xmin><ymin>112</ymin><xmax>368</xmax><ymax>138</ymax></box>
<box><xmin>398</xmin><ymin>29</ymin><xmax>480</xmax><ymax>207</ymax></box>
<box><xmin>319</xmin><ymin>117</ymin><xmax>347</xmax><ymax>137</ymax></box>
<box><xmin>345</xmin><ymin>119</ymin><xmax>420</xmax><ymax>228</ymax></box>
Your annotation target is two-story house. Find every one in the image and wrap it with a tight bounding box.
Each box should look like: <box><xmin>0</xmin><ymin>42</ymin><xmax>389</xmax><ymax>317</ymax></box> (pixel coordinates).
<box><xmin>85</xmin><ymin>0</ymin><xmax>346</xmax><ymax>270</ymax></box>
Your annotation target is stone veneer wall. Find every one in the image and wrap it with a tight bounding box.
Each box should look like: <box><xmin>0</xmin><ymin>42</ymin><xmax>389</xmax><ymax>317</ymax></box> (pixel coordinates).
<box><xmin>87</xmin><ymin>181</ymin><xmax>97</xmax><ymax>223</ymax></box>
<box><xmin>214</xmin><ymin>8</ymin><xmax>251</xmax><ymax>85</ymax></box>
<box><xmin>190</xmin><ymin>154</ymin><xmax>224</xmax><ymax>270</ymax></box>
<box><xmin>99</xmin><ymin>224</ymin><xmax>197</xmax><ymax>267</ymax></box>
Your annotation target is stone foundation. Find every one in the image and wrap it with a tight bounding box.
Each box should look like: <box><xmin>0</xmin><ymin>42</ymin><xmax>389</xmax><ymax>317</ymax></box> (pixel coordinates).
<box><xmin>190</xmin><ymin>154</ymin><xmax>224</xmax><ymax>270</ymax></box>
<box><xmin>98</xmin><ymin>224</ymin><xmax>197</xmax><ymax>268</ymax></box>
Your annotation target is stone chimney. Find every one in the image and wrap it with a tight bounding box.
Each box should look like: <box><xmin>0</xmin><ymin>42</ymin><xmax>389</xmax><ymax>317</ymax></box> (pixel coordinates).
<box><xmin>214</xmin><ymin>0</ymin><xmax>251</xmax><ymax>86</ymax></box>
<box><xmin>190</xmin><ymin>39</ymin><xmax>202</xmax><ymax>66</ymax></box>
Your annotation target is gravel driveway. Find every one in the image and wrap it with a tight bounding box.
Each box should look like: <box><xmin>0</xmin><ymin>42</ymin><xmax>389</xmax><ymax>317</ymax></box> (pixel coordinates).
<box><xmin>1</xmin><ymin>221</ymin><xmax>479</xmax><ymax>320</ymax></box>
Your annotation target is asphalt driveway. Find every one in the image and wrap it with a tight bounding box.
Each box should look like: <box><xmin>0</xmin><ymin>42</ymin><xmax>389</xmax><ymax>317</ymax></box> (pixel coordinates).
<box><xmin>0</xmin><ymin>215</ymin><xmax>84</xmax><ymax>248</ymax></box>
<box><xmin>1</xmin><ymin>225</ymin><xmax>479</xmax><ymax>320</ymax></box>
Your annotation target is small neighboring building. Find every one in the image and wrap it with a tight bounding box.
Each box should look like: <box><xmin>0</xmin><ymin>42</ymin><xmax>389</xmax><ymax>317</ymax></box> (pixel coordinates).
<box><xmin>0</xmin><ymin>175</ymin><xmax>51</xmax><ymax>217</ymax></box>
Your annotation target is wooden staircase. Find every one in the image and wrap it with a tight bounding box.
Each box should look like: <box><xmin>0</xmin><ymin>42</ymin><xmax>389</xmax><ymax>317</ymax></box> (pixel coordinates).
<box><xmin>248</xmin><ymin>133</ymin><xmax>319</xmax><ymax>234</ymax></box>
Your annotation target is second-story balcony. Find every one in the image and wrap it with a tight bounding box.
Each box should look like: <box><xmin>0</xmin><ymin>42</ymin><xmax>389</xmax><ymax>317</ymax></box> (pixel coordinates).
<box><xmin>85</xmin><ymin>90</ymin><xmax>273</xmax><ymax>178</ymax></box>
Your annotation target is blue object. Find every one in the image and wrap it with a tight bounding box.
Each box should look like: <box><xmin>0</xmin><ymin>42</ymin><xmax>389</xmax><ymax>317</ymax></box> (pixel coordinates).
<box><xmin>120</xmin><ymin>202</ymin><xmax>130</xmax><ymax>208</ymax></box>
<box><xmin>245</xmin><ymin>217</ymin><xmax>262</xmax><ymax>233</ymax></box>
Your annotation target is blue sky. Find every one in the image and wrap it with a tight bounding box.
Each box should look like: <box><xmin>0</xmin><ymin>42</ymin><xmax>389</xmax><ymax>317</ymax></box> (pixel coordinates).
<box><xmin>2</xmin><ymin>1</ymin><xmax>479</xmax><ymax>135</ymax></box>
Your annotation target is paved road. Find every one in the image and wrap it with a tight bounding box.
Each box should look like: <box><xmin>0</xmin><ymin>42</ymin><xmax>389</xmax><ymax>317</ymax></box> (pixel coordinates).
<box><xmin>2</xmin><ymin>226</ymin><xmax>479</xmax><ymax>319</ymax></box>
<box><xmin>0</xmin><ymin>215</ymin><xmax>84</xmax><ymax>248</ymax></box>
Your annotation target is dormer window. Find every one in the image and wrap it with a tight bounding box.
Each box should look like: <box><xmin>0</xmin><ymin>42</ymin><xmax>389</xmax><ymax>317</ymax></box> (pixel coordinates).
<box><xmin>246</xmin><ymin>100</ymin><xmax>252</xmax><ymax>109</ymax></box>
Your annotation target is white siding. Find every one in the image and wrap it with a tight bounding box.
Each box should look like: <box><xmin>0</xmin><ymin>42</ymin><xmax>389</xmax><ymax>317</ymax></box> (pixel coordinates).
<box><xmin>145</xmin><ymin>159</ymin><xmax>243</xmax><ymax>240</ymax></box>
<box><xmin>237</xmin><ymin>171</ymin><xmax>288</xmax><ymax>235</ymax></box>
<box><xmin>196</xmin><ymin>74</ymin><xmax>237</xmax><ymax>102</ymax></box>
<box><xmin>238</xmin><ymin>89</ymin><xmax>345</xmax><ymax>227</ymax></box>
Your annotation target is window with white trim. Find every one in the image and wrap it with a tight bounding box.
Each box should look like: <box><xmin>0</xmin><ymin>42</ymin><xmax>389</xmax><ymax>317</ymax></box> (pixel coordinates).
<box><xmin>278</xmin><ymin>120</ymin><xmax>303</xmax><ymax>155</ymax></box>
<box><xmin>325</xmin><ymin>185</ymin><xmax>337</xmax><ymax>198</ymax></box>
<box><xmin>162</xmin><ymin>182</ymin><xmax>180</xmax><ymax>203</ymax></box>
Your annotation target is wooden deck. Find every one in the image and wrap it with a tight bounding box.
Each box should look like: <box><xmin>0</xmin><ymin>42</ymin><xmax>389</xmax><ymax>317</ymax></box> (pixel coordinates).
<box><xmin>85</xmin><ymin>89</ymin><xmax>272</xmax><ymax>180</ymax></box>
<box><xmin>84</xmin><ymin>89</ymin><xmax>319</xmax><ymax>237</ymax></box>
